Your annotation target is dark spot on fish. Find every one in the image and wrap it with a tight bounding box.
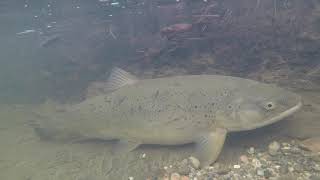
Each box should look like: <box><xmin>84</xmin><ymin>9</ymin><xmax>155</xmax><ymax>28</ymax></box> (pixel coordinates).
<box><xmin>194</xmin><ymin>105</ymin><xmax>198</xmax><ymax>109</ymax></box>
<box><xmin>104</xmin><ymin>97</ymin><xmax>111</xmax><ymax>103</ymax></box>
<box><xmin>228</xmin><ymin>105</ymin><xmax>232</xmax><ymax>109</ymax></box>
<box><xmin>172</xmin><ymin>118</ymin><xmax>179</xmax><ymax>121</ymax></box>
<box><xmin>130</xmin><ymin>107</ymin><xmax>134</xmax><ymax>114</ymax></box>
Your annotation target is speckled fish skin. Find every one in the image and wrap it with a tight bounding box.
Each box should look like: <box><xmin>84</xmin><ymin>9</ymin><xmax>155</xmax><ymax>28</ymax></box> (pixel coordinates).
<box><xmin>35</xmin><ymin>68</ymin><xmax>302</xmax><ymax>167</ymax></box>
<box><xmin>71</xmin><ymin>75</ymin><xmax>300</xmax><ymax>137</ymax></box>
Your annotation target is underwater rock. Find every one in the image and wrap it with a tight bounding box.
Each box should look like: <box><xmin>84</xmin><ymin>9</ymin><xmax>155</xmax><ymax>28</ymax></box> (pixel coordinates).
<box><xmin>188</xmin><ymin>156</ymin><xmax>200</xmax><ymax>170</ymax></box>
<box><xmin>247</xmin><ymin>147</ymin><xmax>255</xmax><ymax>155</ymax></box>
<box><xmin>170</xmin><ymin>172</ymin><xmax>181</xmax><ymax>180</ymax></box>
<box><xmin>268</xmin><ymin>141</ymin><xmax>281</xmax><ymax>156</ymax></box>
<box><xmin>239</xmin><ymin>155</ymin><xmax>249</xmax><ymax>164</ymax></box>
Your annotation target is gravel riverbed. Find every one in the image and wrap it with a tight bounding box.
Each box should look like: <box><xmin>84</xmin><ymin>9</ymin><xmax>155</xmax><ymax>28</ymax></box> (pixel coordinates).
<box><xmin>148</xmin><ymin>140</ymin><xmax>320</xmax><ymax>180</ymax></box>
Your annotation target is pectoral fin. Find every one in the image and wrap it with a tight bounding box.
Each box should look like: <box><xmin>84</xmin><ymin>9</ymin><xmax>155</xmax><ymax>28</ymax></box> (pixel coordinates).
<box><xmin>194</xmin><ymin>128</ymin><xmax>227</xmax><ymax>168</ymax></box>
<box><xmin>111</xmin><ymin>139</ymin><xmax>140</xmax><ymax>155</ymax></box>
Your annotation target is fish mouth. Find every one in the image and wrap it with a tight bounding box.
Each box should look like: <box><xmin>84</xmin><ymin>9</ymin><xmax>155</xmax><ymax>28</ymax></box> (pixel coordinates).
<box><xmin>238</xmin><ymin>101</ymin><xmax>303</xmax><ymax>131</ymax></box>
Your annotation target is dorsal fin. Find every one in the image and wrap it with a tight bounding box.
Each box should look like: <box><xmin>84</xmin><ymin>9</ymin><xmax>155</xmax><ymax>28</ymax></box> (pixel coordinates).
<box><xmin>105</xmin><ymin>67</ymin><xmax>139</xmax><ymax>92</ymax></box>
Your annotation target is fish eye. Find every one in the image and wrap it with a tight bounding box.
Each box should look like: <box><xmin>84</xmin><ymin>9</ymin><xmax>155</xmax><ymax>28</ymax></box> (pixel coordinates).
<box><xmin>265</xmin><ymin>102</ymin><xmax>275</xmax><ymax>110</ymax></box>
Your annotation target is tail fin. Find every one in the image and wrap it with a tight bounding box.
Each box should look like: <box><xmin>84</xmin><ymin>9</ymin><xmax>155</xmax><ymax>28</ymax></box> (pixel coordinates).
<box><xmin>27</xmin><ymin>110</ymin><xmax>85</xmax><ymax>143</ymax></box>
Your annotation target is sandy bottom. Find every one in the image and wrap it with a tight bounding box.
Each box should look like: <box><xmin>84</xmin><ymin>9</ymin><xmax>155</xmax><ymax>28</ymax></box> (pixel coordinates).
<box><xmin>0</xmin><ymin>90</ymin><xmax>319</xmax><ymax>180</ymax></box>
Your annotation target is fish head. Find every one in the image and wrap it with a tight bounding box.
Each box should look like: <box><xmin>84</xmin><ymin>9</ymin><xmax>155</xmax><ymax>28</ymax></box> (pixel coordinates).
<box><xmin>217</xmin><ymin>83</ymin><xmax>302</xmax><ymax>132</ymax></box>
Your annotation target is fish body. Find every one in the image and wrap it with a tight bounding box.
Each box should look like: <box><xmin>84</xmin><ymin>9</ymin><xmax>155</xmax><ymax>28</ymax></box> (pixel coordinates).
<box><xmin>35</xmin><ymin>68</ymin><xmax>302</xmax><ymax>167</ymax></box>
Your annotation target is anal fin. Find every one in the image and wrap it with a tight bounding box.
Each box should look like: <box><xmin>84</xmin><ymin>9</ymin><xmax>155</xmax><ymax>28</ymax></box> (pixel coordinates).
<box><xmin>194</xmin><ymin>128</ymin><xmax>227</xmax><ymax>168</ymax></box>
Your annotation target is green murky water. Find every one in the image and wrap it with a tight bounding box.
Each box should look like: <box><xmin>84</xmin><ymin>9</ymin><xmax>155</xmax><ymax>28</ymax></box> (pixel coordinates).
<box><xmin>0</xmin><ymin>1</ymin><xmax>320</xmax><ymax>179</ymax></box>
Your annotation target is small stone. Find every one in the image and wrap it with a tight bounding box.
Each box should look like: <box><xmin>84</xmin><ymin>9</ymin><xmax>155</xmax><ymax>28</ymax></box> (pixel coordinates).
<box><xmin>294</xmin><ymin>164</ymin><xmax>304</xmax><ymax>173</ymax></box>
<box><xmin>141</xmin><ymin>153</ymin><xmax>146</xmax><ymax>158</ymax></box>
<box><xmin>264</xmin><ymin>169</ymin><xmax>273</xmax><ymax>178</ymax></box>
<box><xmin>170</xmin><ymin>173</ymin><xmax>181</xmax><ymax>180</ymax></box>
<box><xmin>257</xmin><ymin>169</ymin><xmax>264</xmax><ymax>176</ymax></box>
<box><xmin>239</xmin><ymin>155</ymin><xmax>249</xmax><ymax>164</ymax></box>
<box><xmin>188</xmin><ymin>156</ymin><xmax>200</xmax><ymax>169</ymax></box>
<box><xmin>215</xmin><ymin>165</ymin><xmax>231</xmax><ymax>175</ymax></box>
<box><xmin>279</xmin><ymin>165</ymin><xmax>288</xmax><ymax>174</ymax></box>
<box><xmin>177</xmin><ymin>159</ymin><xmax>189</xmax><ymax>175</ymax></box>
<box><xmin>233</xmin><ymin>164</ymin><xmax>241</xmax><ymax>169</ymax></box>
<box><xmin>268</xmin><ymin>141</ymin><xmax>281</xmax><ymax>156</ymax></box>
<box><xmin>164</xmin><ymin>166</ymin><xmax>168</xmax><ymax>170</ymax></box>
<box><xmin>180</xmin><ymin>176</ymin><xmax>189</xmax><ymax>180</ymax></box>
<box><xmin>288</xmin><ymin>167</ymin><xmax>294</xmax><ymax>172</ymax></box>
<box><xmin>248</xmin><ymin>147</ymin><xmax>255</xmax><ymax>154</ymax></box>
<box><xmin>252</xmin><ymin>158</ymin><xmax>261</xmax><ymax>168</ymax></box>
<box><xmin>162</xmin><ymin>174</ymin><xmax>169</xmax><ymax>180</ymax></box>
<box><xmin>281</xmin><ymin>146</ymin><xmax>291</xmax><ymax>150</ymax></box>
<box><xmin>128</xmin><ymin>177</ymin><xmax>134</xmax><ymax>180</ymax></box>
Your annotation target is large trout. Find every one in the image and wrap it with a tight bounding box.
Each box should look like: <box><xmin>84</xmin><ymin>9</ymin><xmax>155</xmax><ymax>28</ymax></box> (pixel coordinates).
<box><xmin>34</xmin><ymin>67</ymin><xmax>302</xmax><ymax>167</ymax></box>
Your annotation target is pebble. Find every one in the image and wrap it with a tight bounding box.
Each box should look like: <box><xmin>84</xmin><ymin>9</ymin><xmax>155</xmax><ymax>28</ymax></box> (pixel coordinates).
<box><xmin>162</xmin><ymin>174</ymin><xmax>169</xmax><ymax>180</ymax></box>
<box><xmin>170</xmin><ymin>173</ymin><xmax>181</xmax><ymax>180</ymax></box>
<box><xmin>188</xmin><ymin>156</ymin><xmax>200</xmax><ymax>169</ymax></box>
<box><xmin>239</xmin><ymin>155</ymin><xmax>249</xmax><ymax>164</ymax></box>
<box><xmin>233</xmin><ymin>164</ymin><xmax>241</xmax><ymax>169</ymax></box>
<box><xmin>248</xmin><ymin>147</ymin><xmax>255</xmax><ymax>154</ymax></box>
<box><xmin>128</xmin><ymin>177</ymin><xmax>134</xmax><ymax>180</ymax></box>
<box><xmin>256</xmin><ymin>169</ymin><xmax>264</xmax><ymax>176</ymax></box>
<box><xmin>281</xmin><ymin>146</ymin><xmax>291</xmax><ymax>150</ymax></box>
<box><xmin>180</xmin><ymin>176</ymin><xmax>190</xmax><ymax>180</ymax></box>
<box><xmin>177</xmin><ymin>159</ymin><xmax>190</xmax><ymax>175</ymax></box>
<box><xmin>264</xmin><ymin>169</ymin><xmax>273</xmax><ymax>178</ymax></box>
<box><xmin>268</xmin><ymin>141</ymin><xmax>281</xmax><ymax>156</ymax></box>
<box><xmin>252</xmin><ymin>158</ymin><xmax>261</xmax><ymax>168</ymax></box>
<box><xmin>279</xmin><ymin>165</ymin><xmax>289</xmax><ymax>174</ymax></box>
<box><xmin>288</xmin><ymin>166</ymin><xmax>294</xmax><ymax>172</ymax></box>
<box><xmin>215</xmin><ymin>165</ymin><xmax>231</xmax><ymax>175</ymax></box>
